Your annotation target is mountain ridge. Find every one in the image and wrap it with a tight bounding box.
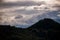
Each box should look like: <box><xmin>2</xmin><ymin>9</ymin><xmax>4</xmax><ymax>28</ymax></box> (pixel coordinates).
<box><xmin>0</xmin><ymin>18</ymin><xmax>60</xmax><ymax>40</ymax></box>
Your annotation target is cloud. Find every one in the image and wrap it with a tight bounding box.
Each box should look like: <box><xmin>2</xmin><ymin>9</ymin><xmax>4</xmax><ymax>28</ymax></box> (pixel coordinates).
<box><xmin>0</xmin><ymin>1</ymin><xmax>39</xmax><ymax>7</ymax></box>
<box><xmin>0</xmin><ymin>0</ymin><xmax>60</xmax><ymax>28</ymax></box>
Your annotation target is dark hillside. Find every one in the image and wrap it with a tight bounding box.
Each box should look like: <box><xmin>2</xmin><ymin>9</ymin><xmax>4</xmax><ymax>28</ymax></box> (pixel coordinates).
<box><xmin>0</xmin><ymin>18</ymin><xmax>60</xmax><ymax>40</ymax></box>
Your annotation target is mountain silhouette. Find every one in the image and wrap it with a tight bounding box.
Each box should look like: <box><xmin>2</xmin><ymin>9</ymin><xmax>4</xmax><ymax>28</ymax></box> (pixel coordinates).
<box><xmin>0</xmin><ymin>18</ymin><xmax>60</xmax><ymax>40</ymax></box>
<box><xmin>29</xmin><ymin>18</ymin><xmax>60</xmax><ymax>30</ymax></box>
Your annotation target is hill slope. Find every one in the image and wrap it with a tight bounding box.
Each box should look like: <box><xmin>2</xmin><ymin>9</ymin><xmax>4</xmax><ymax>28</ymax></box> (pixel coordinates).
<box><xmin>0</xmin><ymin>18</ymin><xmax>60</xmax><ymax>40</ymax></box>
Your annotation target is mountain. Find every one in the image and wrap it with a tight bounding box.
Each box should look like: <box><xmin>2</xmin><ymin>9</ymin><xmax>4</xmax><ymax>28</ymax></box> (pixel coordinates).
<box><xmin>29</xmin><ymin>18</ymin><xmax>60</xmax><ymax>30</ymax></box>
<box><xmin>0</xmin><ymin>18</ymin><xmax>60</xmax><ymax>40</ymax></box>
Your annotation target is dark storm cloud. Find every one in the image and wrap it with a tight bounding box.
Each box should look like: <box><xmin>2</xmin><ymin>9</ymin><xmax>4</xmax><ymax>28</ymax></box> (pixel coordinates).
<box><xmin>15</xmin><ymin>15</ymin><xmax>23</xmax><ymax>19</ymax></box>
<box><xmin>0</xmin><ymin>1</ymin><xmax>45</xmax><ymax>7</ymax></box>
<box><xmin>0</xmin><ymin>1</ymin><xmax>37</xmax><ymax>6</ymax></box>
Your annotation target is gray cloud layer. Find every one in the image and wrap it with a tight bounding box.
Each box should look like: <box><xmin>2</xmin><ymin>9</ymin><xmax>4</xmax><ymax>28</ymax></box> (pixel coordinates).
<box><xmin>0</xmin><ymin>0</ymin><xmax>60</xmax><ymax>28</ymax></box>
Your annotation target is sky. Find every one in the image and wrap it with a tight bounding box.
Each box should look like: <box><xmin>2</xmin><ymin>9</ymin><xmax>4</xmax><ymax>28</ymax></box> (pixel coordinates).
<box><xmin>0</xmin><ymin>0</ymin><xmax>60</xmax><ymax>28</ymax></box>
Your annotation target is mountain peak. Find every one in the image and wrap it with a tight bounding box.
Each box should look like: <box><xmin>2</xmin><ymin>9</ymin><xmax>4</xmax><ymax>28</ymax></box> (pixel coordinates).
<box><xmin>29</xmin><ymin>18</ymin><xmax>60</xmax><ymax>31</ymax></box>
